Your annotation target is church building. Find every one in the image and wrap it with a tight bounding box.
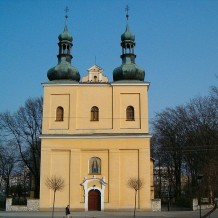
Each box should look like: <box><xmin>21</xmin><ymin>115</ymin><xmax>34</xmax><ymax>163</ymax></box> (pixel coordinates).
<box><xmin>40</xmin><ymin>11</ymin><xmax>154</xmax><ymax>211</ymax></box>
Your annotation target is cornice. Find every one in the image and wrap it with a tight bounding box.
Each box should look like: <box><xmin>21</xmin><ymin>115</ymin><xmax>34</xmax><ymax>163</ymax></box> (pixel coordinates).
<box><xmin>39</xmin><ymin>133</ymin><xmax>152</xmax><ymax>139</ymax></box>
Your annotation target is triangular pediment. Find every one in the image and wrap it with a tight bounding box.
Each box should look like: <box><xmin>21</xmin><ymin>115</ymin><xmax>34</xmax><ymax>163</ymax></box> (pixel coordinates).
<box><xmin>88</xmin><ymin>64</ymin><xmax>103</xmax><ymax>72</ymax></box>
<box><xmin>82</xmin><ymin>65</ymin><xmax>109</xmax><ymax>83</ymax></box>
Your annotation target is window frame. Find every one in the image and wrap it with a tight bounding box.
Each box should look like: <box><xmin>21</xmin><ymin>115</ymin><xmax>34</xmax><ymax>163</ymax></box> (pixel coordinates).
<box><xmin>90</xmin><ymin>106</ymin><xmax>99</xmax><ymax>121</ymax></box>
<box><xmin>126</xmin><ymin>105</ymin><xmax>135</xmax><ymax>121</ymax></box>
<box><xmin>56</xmin><ymin>106</ymin><xmax>64</xmax><ymax>121</ymax></box>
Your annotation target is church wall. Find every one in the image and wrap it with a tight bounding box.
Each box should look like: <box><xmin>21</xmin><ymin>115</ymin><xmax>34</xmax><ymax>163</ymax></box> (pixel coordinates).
<box><xmin>70</xmin><ymin>149</ymin><xmax>81</xmax><ymax>208</ymax></box>
<box><xmin>139</xmin><ymin>148</ymin><xmax>152</xmax><ymax>210</ymax></box>
<box><xmin>42</xmin><ymin>83</ymin><xmax>149</xmax><ymax>135</ymax></box>
<box><xmin>119</xmin><ymin>149</ymin><xmax>138</xmax><ymax>208</ymax></box>
<box><xmin>40</xmin><ymin>79</ymin><xmax>151</xmax><ymax>211</ymax></box>
<box><xmin>107</xmin><ymin>149</ymin><xmax>120</xmax><ymax>208</ymax></box>
<box><xmin>76</xmin><ymin>85</ymin><xmax>113</xmax><ymax>130</ymax></box>
<box><xmin>39</xmin><ymin>149</ymin><xmax>71</xmax><ymax>209</ymax></box>
<box><xmin>119</xmin><ymin>93</ymin><xmax>141</xmax><ymax>129</ymax></box>
<box><xmin>39</xmin><ymin>147</ymin><xmax>51</xmax><ymax>209</ymax></box>
<box><xmin>112</xmin><ymin>84</ymin><xmax>149</xmax><ymax>133</ymax></box>
<box><xmin>51</xmin><ymin>150</ymin><xmax>70</xmax><ymax>206</ymax></box>
<box><xmin>40</xmin><ymin>137</ymin><xmax>151</xmax><ymax>210</ymax></box>
<box><xmin>49</xmin><ymin>94</ymin><xmax>70</xmax><ymax>130</ymax></box>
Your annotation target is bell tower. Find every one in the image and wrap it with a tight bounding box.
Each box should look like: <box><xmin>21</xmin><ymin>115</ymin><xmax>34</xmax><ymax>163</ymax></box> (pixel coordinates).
<box><xmin>47</xmin><ymin>7</ymin><xmax>80</xmax><ymax>82</ymax></box>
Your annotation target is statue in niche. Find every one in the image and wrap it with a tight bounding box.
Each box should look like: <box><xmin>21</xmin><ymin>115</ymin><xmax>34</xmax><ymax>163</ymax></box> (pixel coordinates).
<box><xmin>90</xmin><ymin>157</ymin><xmax>101</xmax><ymax>174</ymax></box>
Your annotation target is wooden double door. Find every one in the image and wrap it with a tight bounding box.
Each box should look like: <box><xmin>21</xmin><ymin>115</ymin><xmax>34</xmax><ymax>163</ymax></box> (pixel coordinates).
<box><xmin>88</xmin><ymin>189</ymin><xmax>101</xmax><ymax>211</ymax></box>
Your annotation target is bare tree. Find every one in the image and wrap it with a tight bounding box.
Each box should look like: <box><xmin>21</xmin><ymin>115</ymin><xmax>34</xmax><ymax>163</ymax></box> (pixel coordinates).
<box><xmin>0</xmin><ymin>142</ymin><xmax>18</xmax><ymax>197</ymax></box>
<box><xmin>45</xmin><ymin>175</ymin><xmax>65</xmax><ymax>218</ymax></box>
<box><xmin>127</xmin><ymin>177</ymin><xmax>144</xmax><ymax>218</ymax></box>
<box><xmin>152</xmin><ymin>107</ymin><xmax>185</xmax><ymax>199</ymax></box>
<box><xmin>151</xmin><ymin>85</ymin><xmax>218</xmax><ymax>205</ymax></box>
<box><xmin>0</xmin><ymin>97</ymin><xmax>42</xmax><ymax>198</ymax></box>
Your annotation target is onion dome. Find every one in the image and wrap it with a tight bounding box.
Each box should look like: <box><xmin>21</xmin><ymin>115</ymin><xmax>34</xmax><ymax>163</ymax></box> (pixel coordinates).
<box><xmin>47</xmin><ymin>61</ymin><xmax>80</xmax><ymax>81</ymax></box>
<box><xmin>58</xmin><ymin>25</ymin><xmax>73</xmax><ymax>42</ymax></box>
<box><xmin>113</xmin><ymin>10</ymin><xmax>145</xmax><ymax>82</ymax></box>
<box><xmin>121</xmin><ymin>24</ymin><xmax>135</xmax><ymax>41</ymax></box>
<box><xmin>113</xmin><ymin>62</ymin><xmax>145</xmax><ymax>81</ymax></box>
<box><xmin>47</xmin><ymin>10</ymin><xmax>80</xmax><ymax>82</ymax></box>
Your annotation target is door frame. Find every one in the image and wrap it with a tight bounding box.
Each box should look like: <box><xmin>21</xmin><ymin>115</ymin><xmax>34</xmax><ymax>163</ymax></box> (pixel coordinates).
<box><xmin>81</xmin><ymin>177</ymin><xmax>107</xmax><ymax>211</ymax></box>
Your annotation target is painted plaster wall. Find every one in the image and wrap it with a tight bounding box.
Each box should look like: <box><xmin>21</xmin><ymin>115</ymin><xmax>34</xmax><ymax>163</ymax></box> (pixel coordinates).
<box><xmin>40</xmin><ymin>82</ymin><xmax>152</xmax><ymax>211</ymax></box>
<box><xmin>42</xmin><ymin>83</ymin><xmax>149</xmax><ymax>134</ymax></box>
<box><xmin>40</xmin><ymin>137</ymin><xmax>151</xmax><ymax>210</ymax></box>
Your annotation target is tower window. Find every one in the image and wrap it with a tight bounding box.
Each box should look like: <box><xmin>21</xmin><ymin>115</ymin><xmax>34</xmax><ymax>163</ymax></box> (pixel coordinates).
<box><xmin>91</xmin><ymin>106</ymin><xmax>99</xmax><ymax>121</ymax></box>
<box><xmin>89</xmin><ymin>157</ymin><xmax>101</xmax><ymax>174</ymax></box>
<box><xmin>126</xmin><ymin>106</ymin><xmax>134</xmax><ymax>121</ymax></box>
<box><xmin>56</xmin><ymin>106</ymin><xmax>64</xmax><ymax>121</ymax></box>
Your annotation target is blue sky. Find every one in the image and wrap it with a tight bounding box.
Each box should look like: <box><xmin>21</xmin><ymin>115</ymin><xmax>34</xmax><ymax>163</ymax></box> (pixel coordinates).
<box><xmin>0</xmin><ymin>0</ymin><xmax>218</xmax><ymax>120</ymax></box>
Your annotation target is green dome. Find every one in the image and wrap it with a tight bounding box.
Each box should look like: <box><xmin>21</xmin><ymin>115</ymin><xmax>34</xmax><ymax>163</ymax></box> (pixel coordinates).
<box><xmin>113</xmin><ymin>20</ymin><xmax>144</xmax><ymax>82</ymax></box>
<box><xmin>47</xmin><ymin>61</ymin><xmax>80</xmax><ymax>81</ymax></box>
<box><xmin>47</xmin><ymin>21</ymin><xmax>80</xmax><ymax>82</ymax></box>
<box><xmin>113</xmin><ymin>63</ymin><xmax>144</xmax><ymax>81</ymax></box>
<box><xmin>121</xmin><ymin>24</ymin><xmax>135</xmax><ymax>41</ymax></box>
<box><xmin>58</xmin><ymin>26</ymin><xmax>72</xmax><ymax>42</ymax></box>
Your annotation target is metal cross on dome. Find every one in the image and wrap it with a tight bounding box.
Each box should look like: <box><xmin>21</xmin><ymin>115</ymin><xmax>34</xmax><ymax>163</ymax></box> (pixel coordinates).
<box><xmin>125</xmin><ymin>5</ymin><xmax>130</xmax><ymax>20</ymax></box>
<box><xmin>64</xmin><ymin>6</ymin><xmax>69</xmax><ymax>27</ymax></box>
<box><xmin>65</xmin><ymin>6</ymin><xmax>69</xmax><ymax>19</ymax></box>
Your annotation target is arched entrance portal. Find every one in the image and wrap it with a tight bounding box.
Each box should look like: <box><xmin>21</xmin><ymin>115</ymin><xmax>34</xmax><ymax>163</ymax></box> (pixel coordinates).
<box><xmin>88</xmin><ymin>189</ymin><xmax>101</xmax><ymax>211</ymax></box>
<box><xmin>81</xmin><ymin>177</ymin><xmax>107</xmax><ymax>211</ymax></box>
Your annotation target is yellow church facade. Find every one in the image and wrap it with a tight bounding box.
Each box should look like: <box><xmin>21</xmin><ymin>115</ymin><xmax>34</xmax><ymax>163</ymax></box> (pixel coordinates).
<box><xmin>40</xmin><ymin>13</ymin><xmax>154</xmax><ymax>211</ymax></box>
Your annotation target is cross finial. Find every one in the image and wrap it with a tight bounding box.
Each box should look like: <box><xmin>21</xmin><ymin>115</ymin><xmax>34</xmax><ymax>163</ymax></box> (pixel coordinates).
<box><xmin>125</xmin><ymin>5</ymin><xmax>129</xmax><ymax>21</ymax></box>
<box><xmin>65</xmin><ymin>6</ymin><xmax>69</xmax><ymax>19</ymax></box>
<box><xmin>64</xmin><ymin>6</ymin><xmax>69</xmax><ymax>28</ymax></box>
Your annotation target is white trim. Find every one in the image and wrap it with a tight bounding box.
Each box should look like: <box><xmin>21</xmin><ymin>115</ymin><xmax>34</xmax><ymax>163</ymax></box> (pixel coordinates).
<box><xmin>42</xmin><ymin>83</ymin><xmax>110</xmax><ymax>87</ymax></box>
<box><xmin>39</xmin><ymin>134</ymin><xmax>152</xmax><ymax>139</ymax></box>
<box><xmin>42</xmin><ymin>82</ymin><xmax>150</xmax><ymax>87</ymax></box>
<box><xmin>111</xmin><ymin>82</ymin><xmax>150</xmax><ymax>86</ymax></box>
<box><xmin>81</xmin><ymin>177</ymin><xmax>107</xmax><ymax>211</ymax></box>
<box><xmin>88</xmin><ymin>64</ymin><xmax>103</xmax><ymax>71</ymax></box>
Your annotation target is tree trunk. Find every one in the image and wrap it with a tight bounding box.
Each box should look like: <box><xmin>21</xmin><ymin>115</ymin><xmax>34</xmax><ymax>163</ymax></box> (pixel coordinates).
<box><xmin>134</xmin><ymin>190</ymin><xmax>137</xmax><ymax>218</ymax></box>
<box><xmin>52</xmin><ymin>190</ymin><xmax>56</xmax><ymax>218</ymax></box>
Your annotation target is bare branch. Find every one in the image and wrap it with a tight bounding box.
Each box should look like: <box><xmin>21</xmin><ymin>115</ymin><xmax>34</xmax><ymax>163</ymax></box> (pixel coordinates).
<box><xmin>45</xmin><ymin>175</ymin><xmax>65</xmax><ymax>192</ymax></box>
<box><xmin>127</xmin><ymin>177</ymin><xmax>144</xmax><ymax>191</ymax></box>
<box><xmin>45</xmin><ymin>175</ymin><xmax>65</xmax><ymax>218</ymax></box>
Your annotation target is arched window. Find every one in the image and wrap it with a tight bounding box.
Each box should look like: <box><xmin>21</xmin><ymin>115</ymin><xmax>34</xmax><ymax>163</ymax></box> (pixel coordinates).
<box><xmin>56</xmin><ymin>106</ymin><xmax>64</xmax><ymax>121</ymax></box>
<box><xmin>91</xmin><ymin>106</ymin><xmax>99</xmax><ymax>121</ymax></box>
<box><xmin>94</xmin><ymin>75</ymin><xmax>97</xmax><ymax>82</ymax></box>
<box><xmin>89</xmin><ymin>157</ymin><xmax>101</xmax><ymax>174</ymax></box>
<box><xmin>126</xmin><ymin>106</ymin><xmax>134</xmax><ymax>121</ymax></box>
